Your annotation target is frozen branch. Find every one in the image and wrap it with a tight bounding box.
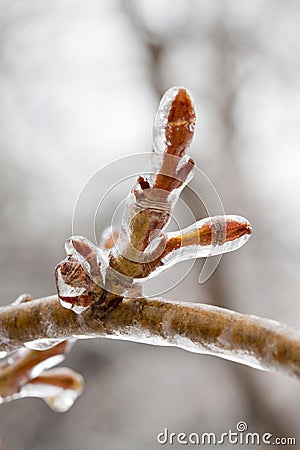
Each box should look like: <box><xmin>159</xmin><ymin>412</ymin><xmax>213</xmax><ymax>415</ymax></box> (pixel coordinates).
<box><xmin>1</xmin><ymin>295</ymin><xmax>300</xmax><ymax>378</ymax></box>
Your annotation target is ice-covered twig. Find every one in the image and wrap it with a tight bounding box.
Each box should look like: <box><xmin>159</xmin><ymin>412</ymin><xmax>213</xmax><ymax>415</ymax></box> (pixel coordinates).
<box><xmin>0</xmin><ymin>339</ymin><xmax>83</xmax><ymax>411</ymax></box>
<box><xmin>0</xmin><ymin>294</ymin><xmax>82</xmax><ymax>411</ymax></box>
<box><xmin>108</xmin><ymin>87</ymin><xmax>197</xmax><ymax>280</ymax></box>
<box><xmin>0</xmin><ymin>295</ymin><xmax>300</xmax><ymax>378</ymax></box>
<box><xmin>55</xmin><ymin>87</ymin><xmax>252</xmax><ymax>308</ymax></box>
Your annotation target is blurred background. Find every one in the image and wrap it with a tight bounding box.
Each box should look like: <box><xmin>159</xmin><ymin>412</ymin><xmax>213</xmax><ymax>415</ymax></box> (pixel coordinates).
<box><xmin>1</xmin><ymin>0</ymin><xmax>300</xmax><ymax>449</ymax></box>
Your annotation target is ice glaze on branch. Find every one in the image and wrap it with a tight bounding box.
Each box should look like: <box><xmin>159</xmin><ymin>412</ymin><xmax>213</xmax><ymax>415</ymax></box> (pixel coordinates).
<box><xmin>1</xmin><ymin>295</ymin><xmax>300</xmax><ymax>378</ymax></box>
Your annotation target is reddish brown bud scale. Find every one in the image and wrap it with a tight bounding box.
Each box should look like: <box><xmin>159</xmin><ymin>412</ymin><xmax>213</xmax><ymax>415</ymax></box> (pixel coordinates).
<box><xmin>165</xmin><ymin>88</ymin><xmax>196</xmax><ymax>158</ymax></box>
<box><xmin>223</xmin><ymin>220</ymin><xmax>252</xmax><ymax>242</ymax></box>
<box><xmin>154</xmin><ymin>88</ymin><xmax>196</xmax><ymax>192</ymax></box>
<box><xmin>55</xmin><ymin>255</ymin><xmax>101</xmax><ymax>310</ymax></box>
<box><xmin>137</xmin><ymin>176</ymin><xmax>151</xmax><ymax>190</ymax></box>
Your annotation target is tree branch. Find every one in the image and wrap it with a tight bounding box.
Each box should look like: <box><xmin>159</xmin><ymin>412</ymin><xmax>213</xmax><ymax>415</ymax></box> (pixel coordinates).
<box><xmin>1</xmin><ymin>295</ymin><xmax>300</xmax><ymax>378</ymax></box>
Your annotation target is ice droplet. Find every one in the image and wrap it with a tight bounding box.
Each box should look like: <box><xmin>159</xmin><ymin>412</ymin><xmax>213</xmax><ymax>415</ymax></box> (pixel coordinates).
<box><xmin>45</xmin><ymin>388</ymin><xmax>80</xmax><ymax>412</ymax></box>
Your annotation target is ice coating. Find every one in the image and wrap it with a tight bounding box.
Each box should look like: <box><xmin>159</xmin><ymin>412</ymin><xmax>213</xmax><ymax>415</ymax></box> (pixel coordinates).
<box><xmin>0</xmin><ymin>341</ymin><xmax>72</xmax><ymax>375</ymax></box>
<box><xmin>14</xmin><ymin>295</ymin><xmax>66</xmax><ymax>352</ymax></box>
<box><xmin>56</xmin><ymin>236</ymin><xmax>107</xmax><ymax>313</ymax></box>
<box><xmin>95</xmin><ymin>297</ymin><xmax>300</xmax><ymax>377</ymax></box>
<box><xmin>56</xmin><ymin>266</ymin><xmax>88</xmax><ymax>310</ymax></box>
<box><xmin>29</xmin><ymin>355</ymin><xmax>65</xmax><ymax>379</ymax></box>
<box><xmin>153</xmin><ymin>86</ymin><xmax>181</xmax><ymax>154</ymax></box>
<box><xmin>0</xmin><ymin>341</ymin><xmax>81</xmax><ymax>412</ymax></box>
<box><xmin>161</xmin><ymin>215</ymin><xmax>252</xmax><ymax>268</ymax></box>
<box><xmin>5</xmin><ymin>370</ymin><xmax>83</xmax><ymax>412</ymax></box>
<box><xmin>171</xmin><ymin>215</ymin><xmax>251</xmax><ymax>254</ymax></box>
<box><xmin>112</xmin><ymin>191</ymin><xmax>169</xmax><ymax>264</ymax></box>
<box><xmin>139</xmin><ymin>154</ymin><xmax>195</xmax><ymax>207</ymax></box>
<box><xmin>152</xmin><ymin>86</ymin><xmax>195</xmax><ymax>155</ymax></box>
<box><xmin>65</xmin><ymin>236</ymin><xmax>106</xmax><ymax>286</ymax></box>
<box><xmin>57</xmin><ymin>215</ymin><xmax>252</xmax><ymax>300</ymax></box>
<box><xmin>127</xmin><ymin>214</ymin><xmax>252</xmax><ymax>280</ymax></box>
<box><xmin>24</xmin><ymin>338</ymin><xmax>64</xmax><ymax>351</ymax></box>
<box><xmin>151</xmin><ymin>86</ymin><xmax>196</xmax><ymax>199</ymax></box>
<box><xmin>101</xmin><ymin>326</ymin><xmax>266</xmax><ymax>371</ymax></box>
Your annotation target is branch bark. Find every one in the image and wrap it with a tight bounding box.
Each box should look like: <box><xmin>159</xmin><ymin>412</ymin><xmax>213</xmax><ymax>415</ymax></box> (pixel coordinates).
<box><xmin>1</xmin><ymin>294</ymin><xmax>300</xmax><ymax>378</ymax></box>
